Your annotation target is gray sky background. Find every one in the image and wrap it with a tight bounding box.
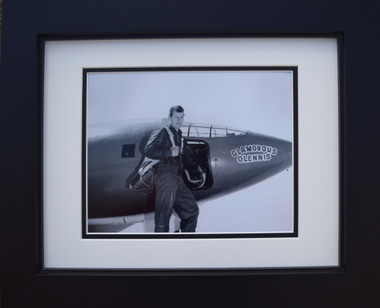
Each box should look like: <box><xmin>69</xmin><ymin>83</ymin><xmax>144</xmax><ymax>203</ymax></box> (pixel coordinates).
<box><xmin>87</xmin><ymin>69</ymin><xmax>295</xmax><ymax>233</ymax></box>
<box><xmin>88</xmin><ymin>70</ymin><xmax>293</xmax><ymax>140</ymax></box>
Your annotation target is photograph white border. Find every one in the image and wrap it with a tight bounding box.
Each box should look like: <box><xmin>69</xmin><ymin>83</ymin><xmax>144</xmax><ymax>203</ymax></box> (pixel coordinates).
<box><xmin>85</xmin><ymin>67</ymin><xmax>296</xmax><ymax>235</ymax></box>
<box><xmin>43</xmin><ymin>37</ymin><xmax>339</xmax><ymax>269</ymax></box>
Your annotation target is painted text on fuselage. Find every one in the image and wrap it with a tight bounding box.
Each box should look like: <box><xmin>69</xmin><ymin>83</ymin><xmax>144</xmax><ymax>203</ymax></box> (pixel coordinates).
<box><xmin>231</xmin><ymin>144</ymin><xmax>278</xmax><ymax>164</ymax></box>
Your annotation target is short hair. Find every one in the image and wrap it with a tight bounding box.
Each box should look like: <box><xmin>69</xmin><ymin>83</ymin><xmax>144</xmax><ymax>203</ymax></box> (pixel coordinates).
<box><xmin>169</xmin><ymin>105</ymin><xmax>184</xmax><ymax>117</ymax></box>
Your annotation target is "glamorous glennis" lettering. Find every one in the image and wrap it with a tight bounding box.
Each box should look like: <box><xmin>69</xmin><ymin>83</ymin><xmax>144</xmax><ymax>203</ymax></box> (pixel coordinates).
<box><xmin>231</xmin><ymin>144</ymin><xmax>278</xmax><ymax>164</ymax></box>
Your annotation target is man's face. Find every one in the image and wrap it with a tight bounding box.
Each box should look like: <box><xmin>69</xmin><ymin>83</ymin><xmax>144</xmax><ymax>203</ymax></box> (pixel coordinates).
<box><xmin>169</xmin><ymin>111</ymin><xmax>184</xmax><ymax>130</ymax></box>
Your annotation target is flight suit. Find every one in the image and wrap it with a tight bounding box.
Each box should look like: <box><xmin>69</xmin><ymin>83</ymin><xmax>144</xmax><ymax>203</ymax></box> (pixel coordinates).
<box><xmin>144</xmin><ymin>125</ymin><xmax>199</xmax><ymax>232</ymax></box>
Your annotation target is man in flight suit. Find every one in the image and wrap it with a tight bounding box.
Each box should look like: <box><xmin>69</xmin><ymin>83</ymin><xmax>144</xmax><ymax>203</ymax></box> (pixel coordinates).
<box><xmin>144</xmin><ymin>105</ymin><xmax>200</xmax><ymax>232</ymax></box>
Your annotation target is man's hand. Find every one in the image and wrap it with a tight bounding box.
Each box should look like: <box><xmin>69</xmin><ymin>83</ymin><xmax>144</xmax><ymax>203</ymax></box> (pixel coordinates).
<box><xmin>171</xmin><ymin>146</ymin><xmax>180</xmax><ymax>156</ymax></box>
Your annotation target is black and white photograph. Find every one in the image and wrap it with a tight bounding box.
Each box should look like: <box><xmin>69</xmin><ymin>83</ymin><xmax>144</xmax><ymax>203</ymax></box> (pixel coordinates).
<box><xmin>84</xmin><ymin>67</ymin><xmax>297</xmax><ymax>236</ymax></box>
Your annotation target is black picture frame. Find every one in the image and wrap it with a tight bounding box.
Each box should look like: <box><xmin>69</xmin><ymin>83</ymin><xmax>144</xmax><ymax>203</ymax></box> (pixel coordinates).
<box><xmin>1</xmin><ymin>0</ymin><xmax>379</xmax><ymax>307</ymax></box>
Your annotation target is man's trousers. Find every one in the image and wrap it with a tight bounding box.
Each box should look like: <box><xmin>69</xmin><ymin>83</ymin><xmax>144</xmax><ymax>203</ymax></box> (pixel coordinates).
<box><xmin>153</xmin><ymin>165</ymin><xmax>199</xmax><ymax>232</ymax></box>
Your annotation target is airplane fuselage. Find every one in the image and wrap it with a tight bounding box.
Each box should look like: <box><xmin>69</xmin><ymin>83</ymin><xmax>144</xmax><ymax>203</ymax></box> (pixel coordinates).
<box><xmin>86</xmin><ymin>120</ymin><xmax>292</xmax><ymax>221</ymax></box>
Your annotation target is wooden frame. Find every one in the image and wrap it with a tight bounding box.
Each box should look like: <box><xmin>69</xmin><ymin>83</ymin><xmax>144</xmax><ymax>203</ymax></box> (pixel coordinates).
<box><xmin>1</xmin><ymin>0</ymin><xmax>380</xmax><ymax>306</ymax></box>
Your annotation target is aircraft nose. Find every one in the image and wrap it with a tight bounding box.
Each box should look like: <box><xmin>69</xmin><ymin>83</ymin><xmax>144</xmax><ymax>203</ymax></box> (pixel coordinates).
<box><xmin>224</xmin><ymin>132</ymin><xmax>293</xmax><ymax>189</ymax></box>
<box><xmin>232</xmin><ymin>133</ymin><xmax>291</xmax><ymax>165</ymax></box>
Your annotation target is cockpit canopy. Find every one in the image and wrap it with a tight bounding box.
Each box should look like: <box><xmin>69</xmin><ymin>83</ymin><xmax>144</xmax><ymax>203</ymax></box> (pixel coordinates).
<box><xmin>182</xmin><ymin>123</ymin><xmax>248</xmax><ymax>138</ymax></box>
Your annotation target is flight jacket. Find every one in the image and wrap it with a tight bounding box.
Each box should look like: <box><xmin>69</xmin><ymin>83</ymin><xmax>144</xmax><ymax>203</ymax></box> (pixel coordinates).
<box><xmin>144</xmin><ymin>125</ymin><xmax>198</xmax><ymax>171</ymax></box>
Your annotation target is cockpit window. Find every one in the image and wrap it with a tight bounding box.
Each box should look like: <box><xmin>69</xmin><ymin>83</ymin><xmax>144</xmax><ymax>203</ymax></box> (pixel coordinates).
<box><xmin>187</xmin><ymin>125</ymin><xmax>210</xmax><ymax>138</ymax></box>
<box><xmin>182</xmin><ymin>123</ymin><xmax>247</xmax><ymax>138</ymax></box>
